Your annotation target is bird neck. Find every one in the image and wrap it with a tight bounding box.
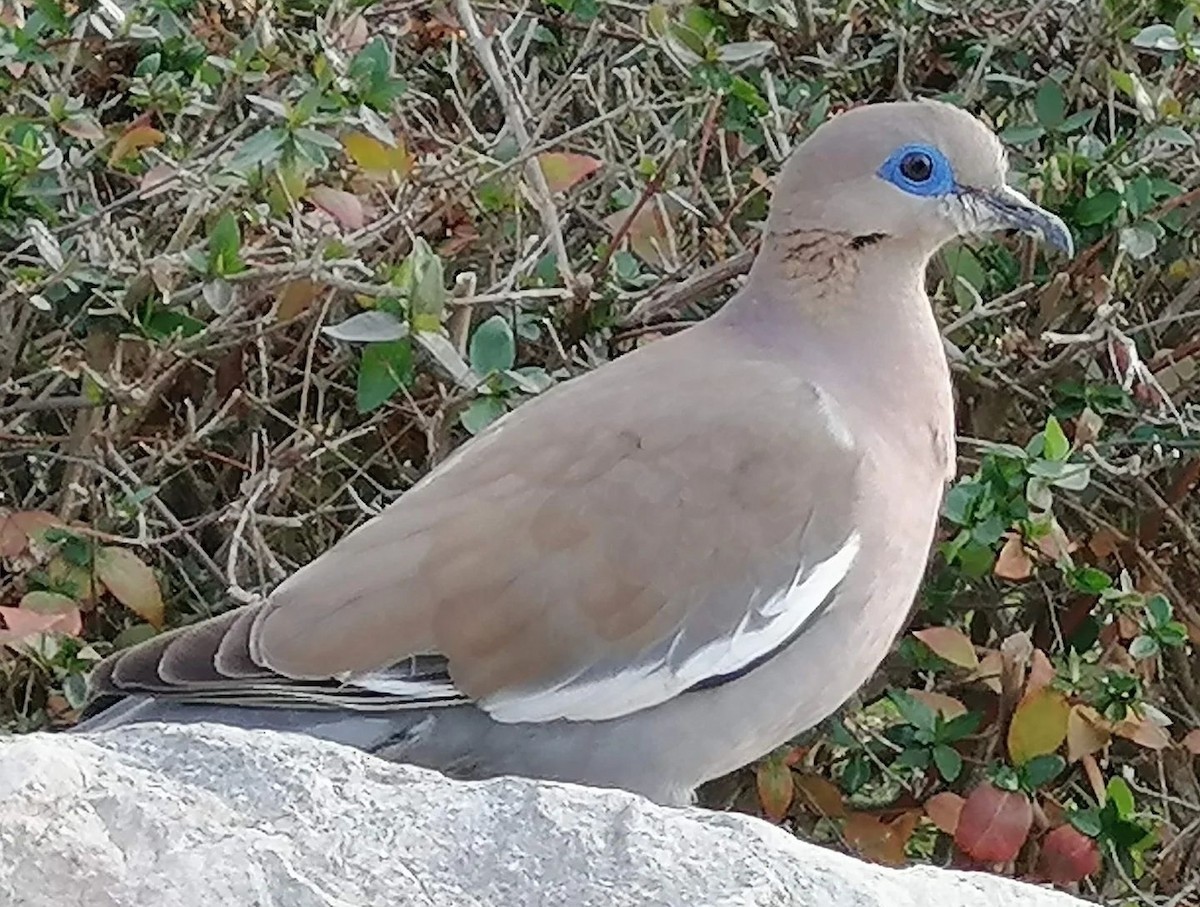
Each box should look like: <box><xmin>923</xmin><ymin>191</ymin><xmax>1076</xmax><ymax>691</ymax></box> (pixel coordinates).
<box><xmin>720</xmin><ymin>229</ymin><xmax>952</xmax><ymax>422</ymax></box>
<box><xmin>730</xmin><ymin>229</ymin><xmax>937</xmax><ymax>341</ymax></box>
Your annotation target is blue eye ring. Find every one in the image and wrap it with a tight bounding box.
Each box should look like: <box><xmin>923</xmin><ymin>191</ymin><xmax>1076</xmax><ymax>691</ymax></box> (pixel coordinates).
<box><xmin>877</xmin><ymin>143</ymin><xmax>956</xmax><ymax>197</ymax></box>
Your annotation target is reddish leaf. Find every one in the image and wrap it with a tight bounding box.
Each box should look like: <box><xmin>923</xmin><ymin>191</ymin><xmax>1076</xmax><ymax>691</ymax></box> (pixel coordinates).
<box><xmin>1066</xmin><ymin>704</ymin><xmax>1111</xmax><ymax>762</ymax></box>
<box><xmin>0</xmin><ymin>600</ymin><xmax>81</xmax><ymax>647</ymax></box>
<box><xmin>994</xmin><ymin>534</ymin><xmax>1033</xmax><ymax>580</ymax></box>
<box><xmin>924</xmin><ymin>792</ymin><xmax>965</xmax><ymax>835</ymax></box>
<box><xmin>537</xmin><ymin>152</ymin><xmax>603</xmax><ymax>193</ymax></box>
<box><xmin>1113</xmin><ymin>712</ymin><xmax>1171</xmax><ymax>750</ymax></box>
<box><xmin>973</xmin><ymin>649</ymin><xmax>1003</xmax><ymax>693</ymax></box>
<box><xmin>1028</xmin><ymin>648</ymin><xmax>1056</xmax><ymax>693</ymax></box>
<box><xmin>907</xmin><ymin>689</ymin><xmax>968</xmax><ymax>719</ymax></box>
<box><xmin>955</xmin><ymin>783</ymin><xmax>1033</xmax><ymax>863</ymax></box>
<box><xmin>602</xmin><ymin>197</ymin><xmax>677</xmax><ymax>269</ymax></box>
<box><xmin>308</xmin><ymin>186</ymin><xmax>366</xmax><ymax>230</ymax></box>
<box><xmin>756</xmin><ymin>758</ymin><xmax>794</xmax><ymax>822</ymax></box>
<box><xmin>0</xmin><ymin>509</ymin><xmax>59</xmax><ymax>557</ymax></box>
<box><xmin>1081</xmin><ymin>754</ymin><xmax>1106</xmax><ymax>803</ymax></box>
<box><xmin>844</xmin><ymin>811</ymin><xmax>919</xmax><ymax>867</ymax></box>
<box><xmin>913</xmin><ymin>626</ymin><xmax>979</xmax><ymax>669</ymax></box>
<box><xmin>1181</xmin><ymin>728</ymin><xmax>1200</xmax><ymax>755</ymax></box>
<box><xmin>1008</xmin><ymin>687</ymin><xmax>1070</xmax><ymax>764</ymax></box>
<box><xmin>1037</xmin><ymin>824</ymin><xmax>1101</xmax><ymax>883</ymax></box>
<box><xmin>95</xmin><ymin>546</ymin><xmax>165</xmax><ymax>628</ymax></box>
<box><xmin>793</xmin><ymin>774</ymin><xmax>846</xmax><ymax>818</ymax></box>
<box><xmin>109</xmin><ymin>123</ymin><xmax>165</xmax><ymax>165</ymax></box>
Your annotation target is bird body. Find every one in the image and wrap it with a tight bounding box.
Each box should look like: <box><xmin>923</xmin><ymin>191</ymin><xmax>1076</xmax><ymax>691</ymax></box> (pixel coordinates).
<box><xmin>77</xmin><ymin>101</ymin><xmax>1072</xmax><ymax>806</ymax></box>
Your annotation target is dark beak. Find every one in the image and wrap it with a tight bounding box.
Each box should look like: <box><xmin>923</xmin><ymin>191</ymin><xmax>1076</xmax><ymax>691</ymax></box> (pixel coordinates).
<box><xmin>970</xmin><ymin>185</ymin><xmax>1075</xmax><ymax>256</ymax></box>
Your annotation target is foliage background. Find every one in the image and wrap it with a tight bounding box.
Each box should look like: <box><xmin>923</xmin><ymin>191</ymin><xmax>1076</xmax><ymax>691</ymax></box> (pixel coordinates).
<box><xmin>1</xmin><ymin>0</ymin><xmax>1199</xmax><ymax>902</ymax></box>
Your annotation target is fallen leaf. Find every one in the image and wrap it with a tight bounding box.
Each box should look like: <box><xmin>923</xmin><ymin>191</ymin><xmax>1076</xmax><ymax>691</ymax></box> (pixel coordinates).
<box><xmin>1008</xmin><ymin>688</ymin><xmax>1070</xmax><ymax>764</ymax></box>
<box><xmin>1027</xmin><ymin>648</ymin><xmax>1056</xmax><ymax>693</ymax></box>
<box><xmin>276</xmin><ymin>278</ymin><xmax>323</xmax><ymax>321</ymax></box>
<box><xmin>1037</xmin><ymin>824</ymin><xmax>1101</xmax><ymax>883</ymax></box>
<box><xmin>537</xmin><ymin>152</ymin><xmax>603</xmax><ymax>193</ymax></box>
<box><xmin>955</xmin><ymin>783</ymin><xmax>1033</xmax><ymax>863</ymax></box>
<box><xmin>844</xmin><ymin>811</ymin><xmax>919</xmax><ymax>867</ymax></box>
<box><xmin>994</xmin><ymin>534</ymin><xmax>1033</xmax><ymax>580</ymax></box>
<box><xmin>1067</xmin><ymin>705</ymin><xmax>1111</xmax><ymax>762</ymax></box>
<box><xmin>755</xmin><ymin>758</ymin><xmax>793</xmax><ymax>822</ymax></box>
<box><xmin>1182</xmin><ymin>729</ymin><xmax>1200</xmax><ymax>755</ymax></box>
<box><xmin>0</xmin><ymin>509</ymin><xmax>59</xmax><ymax>557</ymax></box>
<box><xmin>109</xmin><ymin>123</ymin><xmax>165</xmax><ymax>166</ymax></box>
<box><xmin>1081</xmin><ymin>754</ymin><xmax>1106</xmax><ymax>803</ymax></box>
<box><xmin>0</xmin><ymin>600</ymin><xmax>81</xmax><ymax>646</ymax></box>
<box><xmin>308</xmin><ymin>186</ymin><xmax>366</xmax><ymax>230</ymax></box>
<box><xmin>61</xmin><ymin>114</ymin><xmax>105</xmax><ymax>142</ymax></box>
<box><xmin>907</xmin><ymin>689</ymin><xmax>968</xmax><ymax>719</ymax></box>
<box><xmin>1114</xmin><ymin>712</ymin><xmax>1171</xmax><ymax>750</ymax></box>
<box><xmin>1088</xmin><ymin>528</ymin><xmax>1121</xmax><ymax>560</ymax></box>
<box><xmin>793</xmin><ymin>774</ymin><xmax>846</xmax><ymax>818</ymax></box>
<box><xmin>924</xmin><ymin>792</ymin><xmax>966</xmax><ymax>835</ymax></box>
<box><xmin>973</xmin><ymin>649</ymin><xmax>1003</xmax><ymax>693</ymax></box>
<box><xmin>95</xmin><ymin>546</ymin><xmax>164</xmax><ymax>627</ymax></box>
<box><xmin>342</xmin><ymin>132</ymin><xmax>413</xmax><ymax>180</ymax></box>
<box><xmin>913</xmin><ymin>626</ymin><xmax>979</xmax><ymax>669</ymax></box>
<box><xmin>603</xmin><ymin>196</ymin><xmax>678</xmax><ymax>270</ymax></box>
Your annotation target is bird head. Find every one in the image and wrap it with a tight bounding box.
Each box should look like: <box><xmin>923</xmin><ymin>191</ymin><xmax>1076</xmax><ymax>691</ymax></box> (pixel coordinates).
<box><xmin>768</xmin><ymin>100</ymin><xmax>1074</xmax><ymax>258</ymax></box>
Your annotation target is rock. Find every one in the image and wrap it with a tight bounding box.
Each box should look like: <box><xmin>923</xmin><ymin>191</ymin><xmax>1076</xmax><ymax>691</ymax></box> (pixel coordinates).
<box><xmin>0</xmin><ymin>723</ymin><xmax>1089</xmax><ymax>907</ymax></box>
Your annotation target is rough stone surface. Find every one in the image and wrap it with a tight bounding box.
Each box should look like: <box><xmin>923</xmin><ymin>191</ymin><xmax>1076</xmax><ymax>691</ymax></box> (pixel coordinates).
<box><xmin>0</xmin><ymin>723</ymin><xmax>1090</xmax><ymax>907</ymax></box>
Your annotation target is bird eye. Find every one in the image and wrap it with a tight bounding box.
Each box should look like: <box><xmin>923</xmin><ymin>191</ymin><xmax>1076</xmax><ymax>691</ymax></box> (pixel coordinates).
<box><xmin>877</xmin><ymin>143</ymin><xmax>955</xmax><ymax>198</ymax></box>
<box><xmin>899</xmin><ymin>151</ymin><xmax>933</xmax><ymax>183</ymax></box>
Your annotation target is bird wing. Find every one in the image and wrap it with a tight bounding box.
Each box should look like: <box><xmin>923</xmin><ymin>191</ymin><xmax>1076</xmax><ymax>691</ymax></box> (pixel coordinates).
<box><xmin>89</xmin><ymin>323</ymin><xmax>866</xmax><ymax>724</ymax></box>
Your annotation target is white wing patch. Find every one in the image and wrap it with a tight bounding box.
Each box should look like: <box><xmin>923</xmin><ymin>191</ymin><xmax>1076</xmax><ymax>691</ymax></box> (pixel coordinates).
<box><xmin>482</xmin><ymin>531</ymin><xmax>863</xmax><ymax>724</ymax></box>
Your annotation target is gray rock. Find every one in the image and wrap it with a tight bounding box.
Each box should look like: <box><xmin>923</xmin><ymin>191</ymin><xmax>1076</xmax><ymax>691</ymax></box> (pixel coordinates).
<box><xmin>0</xmin><ymin>723</ymin><xmax>1089</xmax><ymax>907</ymax></box>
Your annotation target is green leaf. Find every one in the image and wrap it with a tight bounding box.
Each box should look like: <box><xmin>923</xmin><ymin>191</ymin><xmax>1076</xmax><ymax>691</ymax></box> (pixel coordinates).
<box><xmin>889</xmin><ymin>689</ymin><xmax>937</xmax><ymax>734</ymax></box>
<box><xmin>1042</xmin><ymin>415</ymin><xmax>1070</xmax><ymax>461</ymax></box>
<box><xmin>207</xmin><ymin>211</ymin><xmax>243</xmax><ymax>276</ymax></box>
<box><xmin>1074</xmin><ymin>190</ymin><xmax>1122</xmax><ymax>226</ymax></box>
<box><xmin>225</xmin><ymin>126</ymin><xmax>287</xmax><ymax>173</ymax></box>
<box><xmin>999</xmin><ymin>124</ymin><xmax>1045</xmax><ymax>145</ymax></box>
<box><xmin>1021</xmin><ymin>754</ymin><xmax>1065</xmax><ymax>789</ymax></box>
<box><xmin>1069</xmin><ymin>808</ymin><xmax>1103</xmax><ymax>838</ymax></box>
<box><xmin>933</xmin><ymin>744</ymin><xmax>963</xmax><ymax>782</ymax></box>
<box><xmin>1059</xmin><ymin>107</ymin><xmax>1099</xmax><ymax>134</ymax></box>
<box><xmin>1070</xmin><ymin>567</ymin><xmax>1112</xmax><ymax>594</ymax></box>
<box><xmin>1035</xmin><ymin>80</ymin><xmax>1066</xmax><ymax>130</ymax></box>
<box><xmin>893</xmin><ymin>747</ymin><xmax>931</xmax><ymax>770</ymax></box>
<box><xmin>469</xmin><ymin>315</ymin><xmax>516</xmax><ymax>374</ymax></box>
<box><xmin>1145</xmin><ymin>593</ymin><xmax>1172</xmax><ymax>627</ymax></box>
<box><xmin>1107</xmin><ymin>777</ymin><xmax>1135</xmax><ymax>819</ymax></box>
<box><xmin>62</xmin><ymin>672</ymin><xmax>89</xmax><ymax>709</ymax></box>
<box><xmin>356</xmin><ymin>340</ymin><xmax>412</xmax><ymax>413</ymax></box>
<box><xmin>460</xmin><ymin>395</ymin><xmax>507</xmax><ymax>435</ymax></box>
<box><xmin>841</xmin><ymin>753</ymin><xmax>872</xmax><ymax>793</ymax></box>
<box><xmin>941</xmin><ymin>710</ymin><xmax>983</xmax><ymax>742</ymax></box>
<box><xmin>1128</xmin><ymin>634</ymin><xmax>1159</xmax><ymax>660</ymax></box>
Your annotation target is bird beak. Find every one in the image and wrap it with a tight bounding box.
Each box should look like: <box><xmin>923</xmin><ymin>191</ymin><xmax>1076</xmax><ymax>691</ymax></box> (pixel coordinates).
<box><xmin>966</xmin><ymin>185</ymin><xmax>1075</xmax><ymax>256</ymax></box>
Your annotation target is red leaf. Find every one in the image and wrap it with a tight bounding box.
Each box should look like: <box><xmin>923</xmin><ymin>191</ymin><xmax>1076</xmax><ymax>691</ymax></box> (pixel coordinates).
<box><xmin>0</xmin><ymin>601</ymin><xmax>81</xmax><ymax>647</ymax></box>
<box><xmin>907</xmin><ymin>689</ymin><xmax>968</xmax><ymax>719</ymax></box>
<box><xmin>913</xmin><ymin>626</ymin><xmax>979</xmax><ymax>668</ymax></box>
<box><xmin>755</xmin><ymin>758</ymin><xmax>793</xmax><ymax>822</ymax></box>
<box><xmin>954</xmin><ymin>783</ymin><xmax>1033</xmax><ymax>863</ymax></box>
<box><xmin>1182</xmin><ymin>728</ymin><xmax>1200</xmax><ymax>755</ymax></box>
<box><xmin>1037</xmin><ymin>824</ymin><xmax>1101</xmax><ymax>883</ymax></box>
<box><xmin>924</xmin><ymin>792</ymin><xmax>965</xmax><ymax>835</ymax></box>
<box><xmin>308</xmin><ymin>186</ymin><xmax>365</xmax><ymax>230</ymax></box>
<box><xmin>994</xmin><ymin>533</ymin><xmax>1033</xmax><ymax>580</ymax></box>
<box><xmin>0</xmin><ymin>509</ymin><xmax>59</xmax><ymax>557</ymax></box>
<box><xmin>537</xmin><ymin>152</ymin><xmax>603</xmax><ymax>193</ymax></box>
